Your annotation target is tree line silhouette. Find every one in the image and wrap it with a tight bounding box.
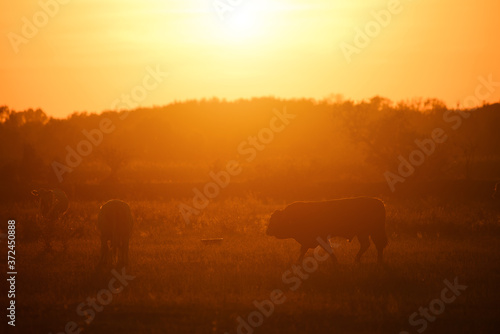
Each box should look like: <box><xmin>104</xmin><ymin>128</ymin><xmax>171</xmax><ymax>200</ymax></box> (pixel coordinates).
<box><xmin>1</xmin><ymin>97</ymin><xmax>499</xmax><ymax>201</ymax></box>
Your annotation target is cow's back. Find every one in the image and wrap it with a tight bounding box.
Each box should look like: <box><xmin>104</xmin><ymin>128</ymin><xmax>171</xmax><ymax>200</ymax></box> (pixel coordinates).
<box><xmin>98</xmin><ymin>200</ymin><xmax>133</xmax><ymax>242</ymax></box>
<box><xmin>283</xmin><ymin>197</ymin><xmax>385</xmax><ymax>240</ymax></box>
<box><xmin>39</xmin><ymin>189</ymin><xmax>68</xmax><ymax>220</ymax></box>
<box><xmin>51</xmin><ymin>189</ymin><xmax>69</xmax><ymax>218</ymax></box>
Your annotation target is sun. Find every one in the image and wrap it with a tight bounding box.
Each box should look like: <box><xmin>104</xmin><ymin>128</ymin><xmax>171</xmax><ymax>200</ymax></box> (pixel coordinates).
<box><xmin>227</xmin><ymin>7</ymin><xmax>259</xmax><ymax>35</ymax></box>
<box><xmin>216</xmin><ymin>1</ymin><xmax>267</xmax><ymax>41</ymax></box>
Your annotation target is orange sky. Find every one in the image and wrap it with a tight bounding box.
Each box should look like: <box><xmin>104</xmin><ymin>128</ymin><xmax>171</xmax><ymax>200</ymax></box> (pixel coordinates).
<box><xmin>1</xmin><ymin>0</ymin><xmax>499</xmax><ymax>118</ymax></box>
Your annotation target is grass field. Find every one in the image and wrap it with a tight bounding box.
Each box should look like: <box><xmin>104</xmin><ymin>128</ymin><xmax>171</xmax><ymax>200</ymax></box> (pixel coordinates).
<box><xmin>4</xmin><ymin>196</ymin><xmax>500</xmax><ymax>333</ymax></box>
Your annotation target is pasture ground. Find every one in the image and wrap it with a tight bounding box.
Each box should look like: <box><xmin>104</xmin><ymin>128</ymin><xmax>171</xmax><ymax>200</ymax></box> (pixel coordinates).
<box><xmin>2</xmin><ymin>197</ymin><xmax>500</xmax><ymax>333</ymax></box>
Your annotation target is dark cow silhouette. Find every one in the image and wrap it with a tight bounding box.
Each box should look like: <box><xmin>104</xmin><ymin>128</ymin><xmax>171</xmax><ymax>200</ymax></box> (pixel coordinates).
<box><xmin>31</xmin><ymin>188</ymin><xmax>69</xmax><ymax>250</ymax></box>
<box><xmin>98</xmin><ymin>200</ymin><xmax>134</xmax><ymax>267</ymax></box>
<box><xmin>267</xmin><ymin>197</ymin><xmax>387</xmax><ymax>263</ymax></box>
<box><xmin>32</xmin><ymin>188</ymin><xmax>69</xmax><ymax>221</ymax></box>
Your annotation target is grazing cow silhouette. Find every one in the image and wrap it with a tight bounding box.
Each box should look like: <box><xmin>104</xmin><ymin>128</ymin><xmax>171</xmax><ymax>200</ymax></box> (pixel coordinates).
<box><xmin>98</xmin><ymin>200</ymin><xmax>133</xmax><ymax>267</ymax></box>
<box><xmin>32</xmin><ymin>188</ymin><xmax>69</xmax><ymax>220</ymax></box>
<box><xmin>31</xmin><ymin>188</ymin><xmax>69</xmax><ymax>250</ymax></box>
<box><xmin>267</xmin><ymin>197</ymin><xmax>387</xmax><ymax>263</ymax></box>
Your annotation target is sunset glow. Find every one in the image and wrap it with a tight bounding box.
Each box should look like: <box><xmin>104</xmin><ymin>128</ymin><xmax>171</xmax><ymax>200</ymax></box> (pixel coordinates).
<box><xmin>2</xmin><ymin>2</ymin><xmax>500</xmax><ymax>334</ymax></box>
<box><xmin>1</xmin><ymin>0</ymin><xmax>499</xmax><ymax>117</ymax></box>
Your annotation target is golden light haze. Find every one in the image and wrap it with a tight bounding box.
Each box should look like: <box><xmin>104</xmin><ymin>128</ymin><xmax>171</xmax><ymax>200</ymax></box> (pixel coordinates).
<box><xmin>1</xmin><ymin>0</ymin><xmax>499</xmax><ymax>118</ymax></box>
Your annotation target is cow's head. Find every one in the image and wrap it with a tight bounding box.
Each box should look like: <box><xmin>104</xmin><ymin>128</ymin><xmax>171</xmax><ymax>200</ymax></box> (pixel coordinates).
<box><xmin>493</xmin><ymin>183</ymin><xmax>499</xmax><ymax>200</ymax></box>
<box><xmin>266</xmin><ymin>209</ymin><xmax>288</xmax><ymax>238</ymax></box>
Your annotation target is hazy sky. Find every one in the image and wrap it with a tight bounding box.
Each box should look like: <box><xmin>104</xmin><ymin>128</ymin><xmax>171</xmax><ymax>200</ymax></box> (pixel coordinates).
<box><xmin>1</xmin><ymin>0</ymin><xmax>499</xmax><ymax>118</ymax></box>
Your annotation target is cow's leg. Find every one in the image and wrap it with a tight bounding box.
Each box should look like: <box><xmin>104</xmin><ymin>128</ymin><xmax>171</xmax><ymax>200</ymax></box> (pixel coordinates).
<box><xmin>298</xmin><ymin>244</ymin><xmax>308</xmax><ymax>262</ymax></box>
<box><xmin>325</xmin><ymin>241</ymin><xmax>338</xmax><ymax>264</ymax></box>
<box><xmin>123</xmin><ymin>240</ymin><xmax>129</xmax><ymax>266</ymax></box>
<box><xmin>116</xmin><ymin>242</ymin><xmax>122</xmax><ymax>267</ymax></box>
<box><xmin>59</xmin><ymin>217</ymin><xmax>68</xmax><ymax>252</ymax></box>
<box><xmin>112</xmin><ymin>245</ymin><xmax>118</xmax><ymax>266</ymax></box>
<box><xmin>43</xmin><ymin>218</ymin><xmax>54</xmax><ymax>252</ymax></box>
<box><xmin>43</xmin><ymin>234</ymin><xmax>52</xmax><ymax>252</ymax></box>
<box><xmin>116</xmin><ymin>240</ymin><xmax>126</xmax><ymax>268</ymax></box>
<box><xmin>355</xmin><ymin>235</ymin><xmax>370</xmax><ymax>263</ymax></box>
<box><xmin>376</xmin><ymin>245</ymin><xmax>384</xmax><ymax>263</ymax></box>
<box><xmin>372</xmin><ymin>233</ymin><xmax>387</xmax><ymax>263</ymax></box>
<box><xmin>119</xmin><ymin>243</ymin><xmax>128</xmax><ymax>267</ymax></box>
<box><xmin>317</xmin><ymin>236</ymin><xmax>338</xmax><ymax>263</ymax></box>
<box><xmin>99</xmin><ymin>238</ymin><xmax>108</xmax><ymax>266</ymax></box>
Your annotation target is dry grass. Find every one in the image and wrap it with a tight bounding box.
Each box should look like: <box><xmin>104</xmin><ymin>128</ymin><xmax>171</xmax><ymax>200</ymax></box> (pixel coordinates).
<box><xmin>3</xmin><ymin>196</ymin><xmax>500</xmax><ymax>333</ymax></box>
